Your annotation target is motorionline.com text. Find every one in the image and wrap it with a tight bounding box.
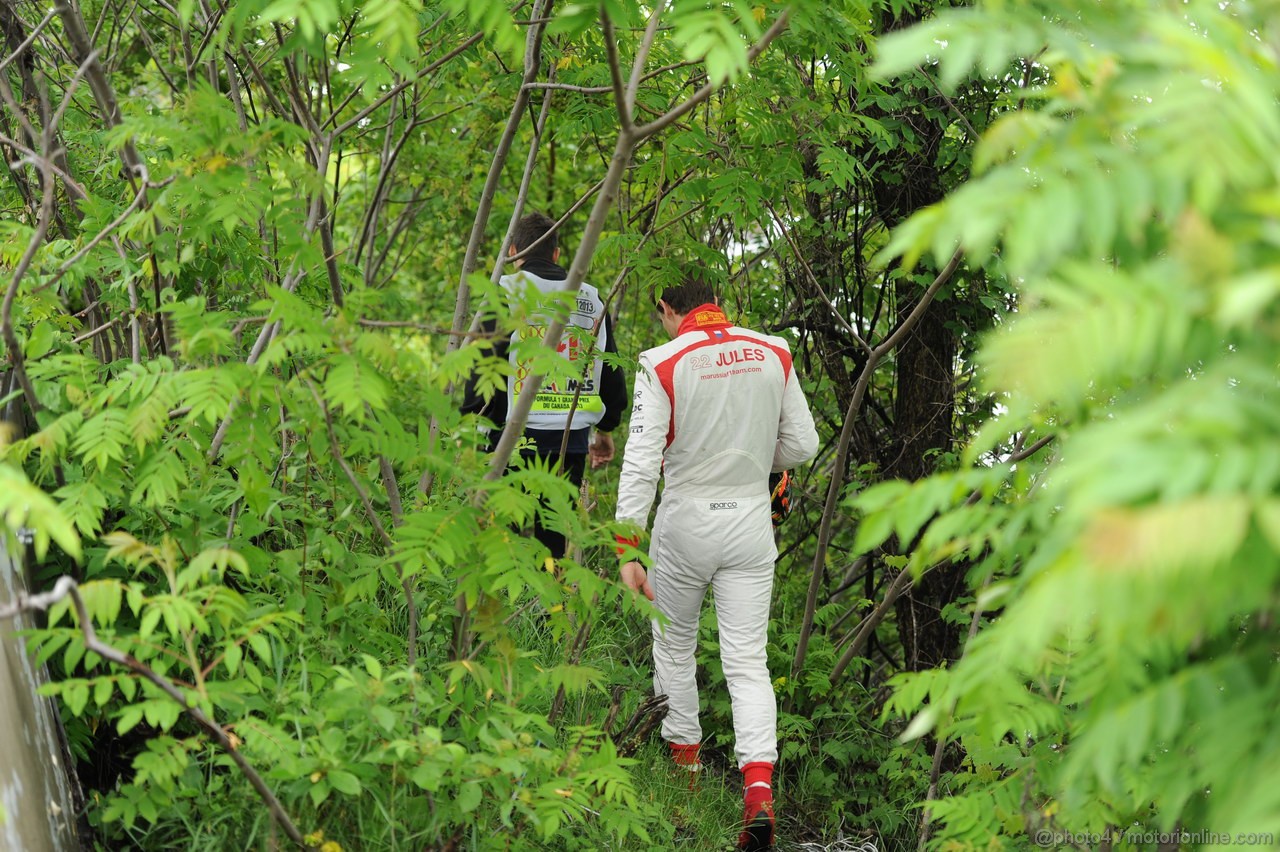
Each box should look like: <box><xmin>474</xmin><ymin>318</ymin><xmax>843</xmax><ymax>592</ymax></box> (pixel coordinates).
<box><xmin>1034</xmin><ymin>829</ymin><xmax>1274</xmax><ymax>847</ymax></box>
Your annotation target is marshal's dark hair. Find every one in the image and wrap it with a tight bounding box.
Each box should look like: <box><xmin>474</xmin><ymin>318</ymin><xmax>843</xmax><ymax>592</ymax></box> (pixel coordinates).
<box><xmin>511</xmin><ymin>212</ymin><xmax>558</xmax><ymax>262</ymax></box>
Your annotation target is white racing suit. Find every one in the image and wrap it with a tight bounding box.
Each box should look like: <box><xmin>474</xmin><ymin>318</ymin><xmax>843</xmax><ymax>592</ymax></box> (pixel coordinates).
<box><xmin>616</xmin><ymin>304</ymin><xmax>819</xmax><ymax>767</ymax></box>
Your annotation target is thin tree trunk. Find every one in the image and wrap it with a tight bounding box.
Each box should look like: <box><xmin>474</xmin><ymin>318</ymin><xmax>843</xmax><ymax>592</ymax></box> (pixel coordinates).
<box><xmin>422</xmin><ymin>0</ymin><xmax>553</xmax><ymax>497</ymax></box>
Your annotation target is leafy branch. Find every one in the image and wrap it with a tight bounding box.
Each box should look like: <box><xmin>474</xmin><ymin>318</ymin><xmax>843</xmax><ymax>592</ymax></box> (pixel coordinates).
<box><xmin>303</xmin><ymin>378</ymin><xmax>418</xmax><ymax>672</ymax></box>
<box><xmin>0</xmin><ymin>577</ymin><xmax>313</xmax><ymax>850</ymax></box>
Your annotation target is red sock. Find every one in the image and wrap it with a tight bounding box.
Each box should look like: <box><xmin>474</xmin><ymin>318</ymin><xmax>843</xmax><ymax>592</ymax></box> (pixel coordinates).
<box><xmin>669</xmin><ymin>742</ymin><xmax>701</xmax><ymax>790</ymax></box>
<box><xmin>669</xmin><ymin>742</ymin><xmax>701</xmax><ymax>767</ymax></box>
<box><xmin>739</xmin><ymin>762</ymin><xmax>774</xmax><ymax>849</ymax></box>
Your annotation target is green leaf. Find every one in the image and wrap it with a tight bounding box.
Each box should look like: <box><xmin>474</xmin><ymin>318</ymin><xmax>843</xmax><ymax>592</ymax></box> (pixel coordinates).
<box><xmin>323</xmin><ymin>354</ymin><xmax>390</xmax><ymax>419</ymax></box>
<box><xmin>55</xmin><ymin>480</ymin><xmax>111</xmax><ymax>538</ymax></box>
<box><xmin>411</xmin><ymin>761</ymin><xmax>444</xmax><ymax>792</ymax></box>
<box><xmin>65</xmin><ymin>681</ymin><xmax>90</xmax><ymax>716</ymax></box>
<box><xmin>117</xmin><ymin>704</ymin><xmax>145</xmax><ymax>735</ymax></box>
<box><xmin>309</xmin><ymin>779</ymin><xmax>330</xmax><ymax>808</ymax></box>
<box><xmin>371</xmin><ymin>705</ymin><xmax>396</xmax><ymax>732</ymax></box>
<box><xmin>456</xmin><ymin>780</ymin><xmax>483</xmax><ymax>814</ymax></box>
<box><xmin>181</xmin><ymin>368</ymin><xmax>241</xmax><ymax>425</ymax></box>
<box><xmin>25</xmin><ymin>321</ymin><xmax>56</xmax><ymax>360</ymax></box>
<box><xmin>73</xmin><ymin>409</ymin><xmax>130</xmax><ymax>472</ymax></box>
<box><xmin>0</xmin><ymin>464</ymin><xmax>82</xmax><ymax>560</ymax></box>
<box><xmin>328</xmin><ymin>770</ymin><xmax>361</xmax><ymax>796</ymax></box>
<box><xmin>671</xmin><ymin>7</ymin><xmax>749</xmax><ymax>86</ymax></box>
<box><xmin>78</xmin><ymin>580</ymin><xmax>124</xmax><ymax>629</ymax></box>
<box><xmin>94</xmin><ymin>677</ymin><xmax>115</xmax><ymax>708</ymax></box>
<box><xmin>132</xmin><ymin>448</ymin><xmax>191</xmax><ymax>508</ymax></box>
<box><xmin>248</xmin><ymin>633</ymin><xmax>272</xmax><ymax>665</ymax></box>
<box><xmin>182</xmin><ymin>547</ymin><xmax>250</xmax><ymax>588</ymax></box>
<box><xmin>224</xmin><ymin>642</ymin><xmax>243</xmax><ymax>676</ymax></box>
<box><xmin>139</xmin><ymin>608</ymin><xmax>162</xmax><ymax>641</ymax></box>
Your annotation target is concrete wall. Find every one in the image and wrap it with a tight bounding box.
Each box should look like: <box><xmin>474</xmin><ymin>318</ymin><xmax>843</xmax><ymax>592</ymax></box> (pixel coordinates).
<box><xmin>0</xmin><ymin>549</ymin><xmax>80</xmax><ymax>851</ymax></box>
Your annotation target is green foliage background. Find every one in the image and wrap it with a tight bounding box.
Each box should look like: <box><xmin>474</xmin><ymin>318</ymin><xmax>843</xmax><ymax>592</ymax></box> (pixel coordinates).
<box><xmin>1</xmin><ymin>0</ymin><xmax>1277</xmax><ymax>849</ymax></box>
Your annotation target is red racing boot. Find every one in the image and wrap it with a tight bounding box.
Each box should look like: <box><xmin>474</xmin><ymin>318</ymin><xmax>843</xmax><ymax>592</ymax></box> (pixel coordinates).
<box><xmin>738</xmin><ymin>762</ymin><xmax>774</xmax><ymax>850</ymax></box>
<box><xmin>669</xmin><ymin>742</ymin><xmax>701</xmax><ymax>791</ymax></box>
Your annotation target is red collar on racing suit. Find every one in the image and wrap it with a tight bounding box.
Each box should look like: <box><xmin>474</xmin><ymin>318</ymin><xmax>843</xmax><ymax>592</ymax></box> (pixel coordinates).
<box><xmin>677</xmin><ymin>304</ymin><xmax>731</xmax><ymax>335</ymax></box>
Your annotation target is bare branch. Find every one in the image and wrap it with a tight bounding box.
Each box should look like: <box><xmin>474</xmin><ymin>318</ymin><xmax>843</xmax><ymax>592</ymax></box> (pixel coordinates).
<box><xmin>523</xmin><ymin>81</ymin><xmax>615</xmax><ymax>94</ymax></box>
<box><xmin>207</xmin><ymin>157</ymin><xmax>331</xmax><ymax>460</ymax></box>
<box><xmin>624</xmin><ymin>0</ymin><xmax>669</xmax><ymax>115</ymax></box>
<box><xmin>790</xmin><ymin>247</ymin><xmax>964</xmax><ymax>685</ymax></box>
<box><xmin>916</xmin><ymin>64</ymin><xmax>980</xmax><ymax>141</ymax></box>
<box><xmin>0</xmin><ymin>575</ymin><xmax>77</xmax><ymax>619</ymax></box>
<box><xmin>375</xmin><ymin>444</ymin><xmax>419</xmax><ymax>677</ymax></box>
<box><xmin>1008</xmin><ymin>433</ymin><xmax>1054</xmax><ymax>465</ymax></box>
<box><xmin>304</xmin><ymin>379</ymin><xmax>394</xmax><ymax>550</ymax></box>
<box><xmin>50</xmin><ymin>2</ymin><xmax>159</xmax><ymax>365</ymax></box>
<box><xmin>523</xmin><ymin>59</ymin><xmax>700</xmax><ymax>95</ymax></box>
<box><xmin>490</xmin><ymin>75</ymin><xmax>556</xmax><ymax>283</ymax></box>
<box><xmin>422</xmin><ymin>0</ymin><xmax>551</xmax><ymax>501</ymax></box>
<box><xmin>633</xmin><ymin>9</ymin><xmax>792</xmax><ymax>140</ymax></box>
<box><xmin>356</xmin><ymin>87</ymin><xmax>412</xmax><ymax>276</ymax></box>
<box><xmin>764</xmin><ymin>200</ymin><xmax>872</xmax><ymax>355</ymax></box>
<box><xmin>828</xmin><ymin>567</ymin><xmax>914</xmax><ymax>684</ymax></box>
<box><xmin>2</xmin><ymin>93</ymin><xmax>56</xmax><ymax>417</ymax></box>
<box><xmin>317</xmin><ymin>197</ymin><xmax>344</xmax><ymax>307</ymax></box>
<box><xmin>503</xmin><ymin>178</ymin><xmax>604</xmax><ymax>266</ymax></box>
<box><xmin>0</xmin><ymin>130</ymin><xmax>92</xmax><ymax>201</ymax></box>
<box><xmin>443</xmin><ymin>0</ymin><xmax>550</xmax><ymax>360</ymax></box>
<box><xmin>876</xmin><ymin>248</ymin><xmax>962</xmax><ymax>355</ymax></box>
<box><xmin>54</xmin><ymin>0</ymin><xmax>147</xmax><ymax>184</ymax></box>
<box><xmin>125</xmin><ymin>272</ymin><xmax>141</xmax><ymax>363</ymax></box>
<box><xmin>235</xmin><ymin>45</ymin><xmax>293</xmax><ymax>122</ymax></box>
<box><xmin>357</xmin><ymin>319</ymin><xmax>501</xmax><ymax>337</ymax></box>
<box><xmin>0</xmin><ymin>9</ymin><xmax>56</xmax><ymax>76</ymax></box>
<box><xmin>328</xmin><ymin>32</ymin><xmax>485</xmax><ymax>137</ymax></box>
<box><xmin>71</xmin><ymin>317</ymin><xmax>118</xmax><ymax>345</ymax></box>
<box><xmin>41</xmin><ymin>178</ymin><xmax>161</xmax><ymax>295</ymax></box>
<box><xmin>127</xmin><ymin>6</ymin><xmax>182</xmax><ymax>96</ymax></box>
<box><xmin>600</xmin><ymin>7</ymin><xmax>632</xmax><ymax>131</ymax></box>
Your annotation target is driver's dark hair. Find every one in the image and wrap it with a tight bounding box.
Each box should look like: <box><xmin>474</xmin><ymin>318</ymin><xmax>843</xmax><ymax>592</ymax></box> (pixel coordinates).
<box><xmin>657</xmin><ymin>273</ymin><xmax>717</xmax><ymax>315</ymax></box>
<box><xmin>511</xmin><ymin>212</ymin><xmax>558</xmax><ymax>262</ymax></box>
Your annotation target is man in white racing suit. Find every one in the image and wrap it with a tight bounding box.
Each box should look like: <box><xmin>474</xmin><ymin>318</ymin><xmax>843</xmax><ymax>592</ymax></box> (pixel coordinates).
<box><xmin>615</xmin><ymin>275</ymin><xmax>818</xmax><ymax>851</ymax></box>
